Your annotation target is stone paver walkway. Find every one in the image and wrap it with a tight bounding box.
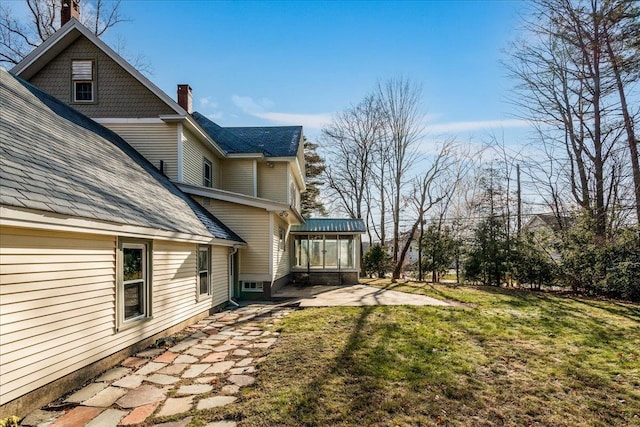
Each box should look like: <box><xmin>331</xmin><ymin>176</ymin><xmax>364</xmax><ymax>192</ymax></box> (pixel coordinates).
<box><xmin>20</xmin><ymin>304</ymin><xmax>293</xmax><ymax>427</ymax></box>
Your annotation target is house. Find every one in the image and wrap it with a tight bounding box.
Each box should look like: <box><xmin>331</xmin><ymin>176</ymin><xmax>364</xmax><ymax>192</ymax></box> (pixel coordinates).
<box><xmin>2</xmin><ymin>9</ymin><xmax>365</xmax><ymax>416</ymax></box>
<box><xmin>522</xmin><ymin>213</ymin><xmax>572</xmax><ymax>261</ymax></box>
<box><xmin>0</xmin><ymin>69</ymin><xmax>244</xmax><ymax>416</ymax></box>
<box><xmin>10</xmin><ymin>16</ymin><xmax>307</xmax><ymax>301</ymax></box>
<box><xmin>523</xmin><ymin>213</ymin><xmax>572</xmax><ymax>234</ymax></box>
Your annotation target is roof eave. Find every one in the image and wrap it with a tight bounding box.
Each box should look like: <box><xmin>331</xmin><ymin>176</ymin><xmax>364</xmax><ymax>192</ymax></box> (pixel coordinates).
<box><xmin>160</xmin><ymin>114</ymin><xmax>227</xmax><ymax>158</ymax></box>
<box><xmin>226</xmin><ymin>153</ymin><xmax>265</xmax><ymax>159</ymax></box>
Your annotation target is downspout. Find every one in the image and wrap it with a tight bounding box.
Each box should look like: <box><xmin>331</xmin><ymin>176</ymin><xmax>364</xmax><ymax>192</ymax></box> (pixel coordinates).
<box><xmin>228</xmin><ymin>246</ymin><xmax>240</xmax><ymax>307</ymax></box>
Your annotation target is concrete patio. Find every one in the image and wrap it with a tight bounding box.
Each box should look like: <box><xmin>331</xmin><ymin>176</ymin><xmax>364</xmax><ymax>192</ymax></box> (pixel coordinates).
<box><xmin>273</xmin><ymin>283</ymin><xmax>452</xmax><ymax>307</ymax></box>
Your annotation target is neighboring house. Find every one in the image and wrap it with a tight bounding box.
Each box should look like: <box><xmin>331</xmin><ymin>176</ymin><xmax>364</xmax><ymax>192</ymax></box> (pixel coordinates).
<box><xmin>0</xmin><ymin>69</ymin><xmax>244</xmax><ymax>416</ymax></box>
<box><xmin>10</xmin><ymin>17</ymin><xmax>307</xmax><ymax>301</ymax></box>
<box><xmin>523</xmin><ymin>213</ymin><xmax>572</xmax><ymax>261</ymax></box>
<box><xmin>523</xmin><ymin>213</ymin><xmax>572</xmax><ymax>235</ymax></box>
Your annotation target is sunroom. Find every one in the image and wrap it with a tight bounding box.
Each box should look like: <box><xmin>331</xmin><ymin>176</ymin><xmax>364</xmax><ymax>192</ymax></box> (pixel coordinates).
<box><xmin>290</xmin><ymin>218</ymin><xmax>366</xmax><ymax>285</ymax></box>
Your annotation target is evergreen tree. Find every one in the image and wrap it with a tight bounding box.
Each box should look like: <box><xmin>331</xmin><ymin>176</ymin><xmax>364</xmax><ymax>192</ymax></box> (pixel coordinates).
<box><xmin>300</xmin><ymin>137</ymin><xmax>327</xmax><ymax>218</ymax></box>
<box><xmin>421</xmin><ymin>224</ymin><xmax>456</xmax><ymax>283</ymax></box>
<box><xmin>363</xmin><ymin>245</ymin><xmax>392</xmax><ymax>278</ymax></box>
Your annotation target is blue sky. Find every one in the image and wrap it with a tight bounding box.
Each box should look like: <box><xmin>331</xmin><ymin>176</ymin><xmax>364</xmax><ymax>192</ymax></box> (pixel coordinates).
<box><xmin>97</xmin><ymin>0</ymin><xmax>531</xmax><ymax>145</ymax></box>
<box><xmin>6</xmin><ymin>0</ymin><xmax>531</xmax><ymax>146</ymax></box>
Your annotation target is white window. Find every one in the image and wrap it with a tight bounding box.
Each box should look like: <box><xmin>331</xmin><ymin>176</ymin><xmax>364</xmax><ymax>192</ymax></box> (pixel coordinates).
<box><xmin>242</xmin><ymin>281</ymin><xmax>263</xmax><ymax>292</ymax></box>
<box><xmin>72</xmin><ymin>60</ymin><xmax>94</xmax><ymax>102</ymax></box>
<box><xmin>203</xmin><ymin>158</ymin><xmax>212</xmax><ymax>187</ymax></box>
<box><xmin>198</xmin><ymin>245</ymin><xmax>210</xmax><ymax>296</ymax></box>
<box><xmin>279</xmin><ymin>227</ymin><xmax>285</xmax><ymax>251</ymax></box>
<box><xmin>118</xmin><ymin>239</ymin><xmax>151</xmax><ymax>328</ymax></box>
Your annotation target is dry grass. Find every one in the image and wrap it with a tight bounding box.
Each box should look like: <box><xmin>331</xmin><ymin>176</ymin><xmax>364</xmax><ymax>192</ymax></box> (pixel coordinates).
<box><xmin>193</xmin><ymin>281</ymin><xmax>640</xmax><ymax>426</ymax></box>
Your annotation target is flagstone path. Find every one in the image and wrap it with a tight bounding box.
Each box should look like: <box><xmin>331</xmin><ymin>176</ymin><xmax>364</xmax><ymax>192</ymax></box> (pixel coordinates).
<box><xmin>20</xmin><ymin>304</ymin><xmax>294</xmax><ymax>427</ymax></box>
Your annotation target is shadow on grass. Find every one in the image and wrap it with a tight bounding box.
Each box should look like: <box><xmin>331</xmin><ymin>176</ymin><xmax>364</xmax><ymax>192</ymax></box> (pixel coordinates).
<box><xmin>289</xmin><ymin>305</ymin><xmax>377</xmax><ymax>424</ymax></box>
<box><xmin>289</xmin><ymin>305</ymin><xmax>469</xmax><ymax>425</ymax></box>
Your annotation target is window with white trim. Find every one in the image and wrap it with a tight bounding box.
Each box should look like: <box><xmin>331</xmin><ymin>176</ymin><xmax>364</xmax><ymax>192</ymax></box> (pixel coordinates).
<box><xmin>242</xmin><ymin>281</ymin><xmax>263</xmax><ymax>292</ymax></box>
<box><xmin>203</xmin><ymin>158</ymin><xmax>213</xmax><ymax>187</ymax></box>
<box><xmin>198</xmin><ymin>245</ymin><xmax>210</xmax><ymax>296</ymax></box>
<box><xmin>279</xmin><ymin>227</ymin><xmax>285</xmax><ymax>251</ymax></box>
<box><xmin>118</xmin><ymin>239</ymin><xmax>151</xmax><ymax>328</ymax></box>
<box><xmin>72</xmin><ymin>60</ymin><xmax>94</xmax><ymax>102</ymax></box>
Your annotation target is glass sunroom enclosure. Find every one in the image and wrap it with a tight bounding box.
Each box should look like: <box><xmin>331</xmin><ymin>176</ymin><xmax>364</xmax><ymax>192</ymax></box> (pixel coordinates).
<box><xmin>290</xmin><ymin>219</ymin><xmax>366</xmax><ymax>285</ymax></box>
<box><xmin>294</xmin><ymin>235</ymin><xmax>355</xmax><ymax>269</ymax></box>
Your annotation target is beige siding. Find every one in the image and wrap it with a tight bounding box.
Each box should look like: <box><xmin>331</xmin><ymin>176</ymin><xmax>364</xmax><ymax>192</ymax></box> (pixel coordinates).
<box><xmin>221</xmin><ymin>160</ymin><xmax>254</xmax><ymax>196</ymax></box>
<box><xmin>203</xmin><ymin>199</ymin><xmax>270</xmax><ymax>278</ymax></box>
<box><xmin>273</xmin><ymin>215</ymin><xmax>290</xmax><ymax>280</ymax></box>
<box><xmin>289</xmin><ymin>170</ymin><xmax>301</xmax><ymax>211</ymax></box>
<box><xmin>257</xmin><ymin>162</ymin><xmax>288</xmax><ymax>203</ymax></box>
<box><xmin>0</xmin><ymin>227</ymin><xmax>216</xmax><ymax>405</ymax></box>
<box><xmin>183</xmin><ymin>129</ymin><xmax>221</xmax><ymax>187</ymax></box>
<box><xmin>0</xmin><ymin>227</ymin><xmax>116</xmax><ymax>405</ymax></box>
<box><xmin>211</xmin><ymin>246</ymin><xmax>228</xmax><ymax>306</ymax></box>
<box><xmin>103</xmin><ymin>122</ymin><xmax>178</xmax><ymax>181</ymax></box>
<box><xmin>152</xmin><ymin>241</ymin><xmax>208</xmax><ymax>322</ymax></box>
<box><xmin>29</xmin><ymin>36</ymin><xmax>175</xmax><ymax>118</ymax></box>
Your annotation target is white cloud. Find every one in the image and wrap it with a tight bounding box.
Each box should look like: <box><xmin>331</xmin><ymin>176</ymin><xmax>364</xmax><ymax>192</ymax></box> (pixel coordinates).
<box><xmin>426</xmin><ymin>119</ymin><xmax>531</xmax><ymax>134</ymax></box>
<box><xmin>231</xmin><ymin>95</ymin><xmax>274</xmax><ymax>113</ymax></box>
<box><xmin>231</xmin><ymin>94</ymin><xmax>331</xmax><ymax>129</ymax></box>
<box><xmin>207</xmin><ymin>112</ymin><xmax>224</xmax><ymax>120</ymax></box>
<box><xmin>252</xmin><ymin>111</ymin><xmax>333</xmax><ymax>129</ymax></box>
<box><xmin>199</xmin><ymin>96</ymin><xmax>218</xmax><ymax>108</ymax></box>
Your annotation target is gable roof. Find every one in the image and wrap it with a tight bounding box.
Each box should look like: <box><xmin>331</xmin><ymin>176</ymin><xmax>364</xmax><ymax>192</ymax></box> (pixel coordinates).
<box><xmin>10</xmin><ymin>18</ymin><xmax>227</xmax><ymax>158</ymax></box>
<box><xmin>192</xmin><ymin>112</ymin><xmax>302</xmax><ymax>157</ymax></box>
<box><xmin>11</xmin><ymin>18</ymin><xmax>184</xmax><ymax>116</ymax></box>
<box><xmin>525</xmin><ymin>213</ymin><xmax>572</xmax><ymax>233</ymax></box>
<box><xmin>291</xmin><ymin>218</ymin><xmax>366</xmax><ymax>234</ymax></box>
<box><xmin>0</xmin><ymin>69</ymin><xmax>243</xmax><ymax>243</ymax></box>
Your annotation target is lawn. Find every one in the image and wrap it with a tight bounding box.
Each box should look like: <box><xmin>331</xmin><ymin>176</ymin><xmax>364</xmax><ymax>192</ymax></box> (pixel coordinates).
<box><xmin>200</xmin><ymin>280</ymin><xmax>640</xmax><ymax>426</ymax></box>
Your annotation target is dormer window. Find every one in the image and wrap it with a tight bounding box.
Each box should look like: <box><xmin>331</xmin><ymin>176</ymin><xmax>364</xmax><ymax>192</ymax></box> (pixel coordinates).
<box><xmin>203</xmin><ymin>158</ymin><xmax>212</xmax><ymax>187</ymax></box>
<box><xmin>72</xmin><ymin>60</ymin><xmax>94</xmax><ymax>102</ymax></box>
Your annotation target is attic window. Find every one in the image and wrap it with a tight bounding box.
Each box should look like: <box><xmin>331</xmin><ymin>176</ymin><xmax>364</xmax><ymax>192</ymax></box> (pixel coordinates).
<box><xmin>72</xmin><ymin>60</ymin><xmax>94</xmax><ymax>102</ymax></box>
<box><xmin>203</xmin><ymin>158</ymin><xmax>213</xmax><ymax>187</ymax></box>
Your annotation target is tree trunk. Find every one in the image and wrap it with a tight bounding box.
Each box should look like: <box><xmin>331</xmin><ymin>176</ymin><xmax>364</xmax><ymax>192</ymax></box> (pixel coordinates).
<box><xmin>605</xmin><ymin>34</ymin><xmax>640</xmax><ymax>223</ymax></box>
<box><xmin>392</xmin><ymin>219</ymin><xmax>420</xmax><ymax>280</ymax></box>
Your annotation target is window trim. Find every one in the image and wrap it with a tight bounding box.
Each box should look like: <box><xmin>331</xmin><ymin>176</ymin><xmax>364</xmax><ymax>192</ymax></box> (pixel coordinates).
<box><xmin>241</xmin><ymin>281</ymin><xmax>263</xmax><ymax>292</ymax></box>
<box><xmin>203</xmin><ymin>158</ymin><xmax>213</xmax><ymax>188</ymax></box>
<box><xmin>73</xmin><ymin>81</ymin><xmax>94</xmax><ymax>102</ymax></box>
<box><xmin>117</xmin><ymin>238</ymin><xmax>152</xmax><ymax>331</ymax></box>
<box><xmin>197</xmin><ymin>245</ymin><xmax>211</xmax><ymax>298</ymax></box>
<box><xmin>278</xmin><ymin>227</ymin><xmax>285</xmax><ymax>252</ymax></box>
<box><xmin>71</xmin><ymin>59</ymin><xmax>96</xmax><ymax>103</ymax></box>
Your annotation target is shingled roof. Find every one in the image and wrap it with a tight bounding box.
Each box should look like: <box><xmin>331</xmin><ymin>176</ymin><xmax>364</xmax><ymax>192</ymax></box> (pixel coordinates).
<box><xmin>192</xmin><ymin>112</ymin><xmax>302</xmax><ymax>157</ymax></box>
<box><xmin>0</xmin><ymin>69</ymin><xmax>243</xmax><ymax>243</ymax></box>
<box><xmin>291</xmin><ymin>218</ymin><xmax>367</xmax><ymax>234</ymax></box>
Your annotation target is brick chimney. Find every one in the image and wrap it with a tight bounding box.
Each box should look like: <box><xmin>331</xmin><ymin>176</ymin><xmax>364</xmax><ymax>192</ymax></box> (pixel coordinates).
<box><xmin>61</xmin><ymin>0</ymin><xmax>80</xmax><ymax>26</ymax></box>
<box><xmin>177</xmin><ymin>84</ymin><xmax>193</xmax><ymax>114</ymax></box>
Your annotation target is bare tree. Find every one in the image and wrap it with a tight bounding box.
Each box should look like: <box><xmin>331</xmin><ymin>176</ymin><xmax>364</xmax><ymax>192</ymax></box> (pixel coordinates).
<box><xmin>322</xmin><ymin>94</ymin><xmax>383</xmax><ymax>270</ymax></box>
<box><xmin>508</xmin><ymin>0</ymin><xmax>637</xmax><ymax>237</ymax></box>
<box><xmin>392</xmin><ymin>141</ymin><xmax>460</xmax><ymax>281</ymax></box>
<box><xmin>376</xmin><ymin>77</ymin><xmax>424</xmax><ymax>278</ymax></box>
<box><xmin>1</xmin><ymin>0</ymin><xmax>128</xmax><ymax>66</ymax></box>
<box><xmin>600</xmin><ymin>0</ymin><xmax>640</xmax><ymax>222</ymax></box>
<box><xmin>323</xmin><ymin>94</ymin><xmax>382</xmax><ymax>220</ymax></box>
